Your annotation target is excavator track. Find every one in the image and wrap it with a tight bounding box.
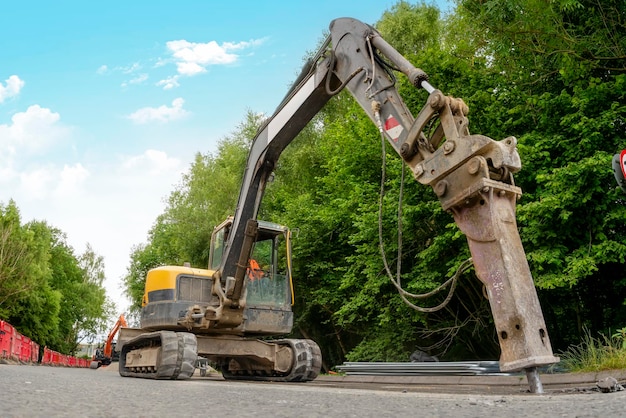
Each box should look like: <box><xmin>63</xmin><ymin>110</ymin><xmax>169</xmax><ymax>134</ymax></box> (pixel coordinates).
<box><xmin>119</xmin><ymin>331</ymin><xmax>197</xmax><ymax>380</ymax></box>
<box><xmin>221</xmin><ymin>339</ymin><xmax>322</xmax><ymax>382</ymax></box>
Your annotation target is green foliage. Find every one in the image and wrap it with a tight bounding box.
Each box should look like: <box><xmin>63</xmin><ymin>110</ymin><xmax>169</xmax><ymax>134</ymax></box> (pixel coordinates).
<box><xmin>0</xmin><ymin>201</ymin><xmax>110</xmax><ymax>353</ymax></box>
<box><xmin>559</xmin><ymin>327</ymin><xmax>626</xmax><ymax>372</ymax></box>
<box><xmin>0</xmin><ymin>207</ymin><xmax>61</xmax><ymax>346</ymax></box>
<box><xmin>0</xmin><ymin>201</ymin><xmax>42</xmax><ymax>318</ymax></box>
<box><xmin>612</xmin><ymin>328</ymin><xmax>626</xmax><ymax>350</ymax></box>
<box><xmin>458</xmin><ymin>0</ymin><xmax>626</xmax><ymax>85</ymax></box>
<box><xmin>457</xmin><ymin>0</ymin><xmax>626</xmax><ymax>352</ymax></box>
<box><xmin>345</xmin><ymin>322</ymin><xmax>420</xmax><ymax>363</ymax></box>
<box><xmin>376</xmin><ymin>1</ymin><xmax>442</xmax><ymax>56</ymax></box>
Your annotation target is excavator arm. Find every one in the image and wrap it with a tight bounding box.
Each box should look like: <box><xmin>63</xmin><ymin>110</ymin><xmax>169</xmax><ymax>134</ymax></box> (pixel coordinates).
<box><xmin>104</xmin><ymin>314</ymin><xmax>128</xmax><ymax>358</ymax></box>
<box><xmin>211</xmin><ymin>17</ymin><xmax>558</xmax><ymax>388</ymax></box>
<box><xmin>91</xmin><ymin>314</ymin><xmax>128</xmax><ymax>369</ymax></box>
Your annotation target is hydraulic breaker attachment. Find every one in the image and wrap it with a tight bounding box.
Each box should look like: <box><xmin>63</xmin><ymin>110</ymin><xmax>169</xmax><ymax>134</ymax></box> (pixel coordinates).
<box><xmin>408</xmin><ymin>89</ymin><xmax>559</xmax><ymax>392</ymax></box>
<box><xmin>448</xmin><ymin>180</ymin><xmax>560</xmax><ymax>373</ymax></box>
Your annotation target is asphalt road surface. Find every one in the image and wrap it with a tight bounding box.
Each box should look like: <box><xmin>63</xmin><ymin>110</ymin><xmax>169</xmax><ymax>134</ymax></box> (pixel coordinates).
<box><xmin>2</xmin><ymin>364</ymin><xmax>625</xmax><ymax>417</ymax></box>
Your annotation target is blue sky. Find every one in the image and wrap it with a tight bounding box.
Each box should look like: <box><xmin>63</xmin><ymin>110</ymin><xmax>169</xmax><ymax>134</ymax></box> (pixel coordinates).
<box><xmin>1</xmin><ymin>1</ymin><xmax>450</xmax><ymax>313</ymax></box>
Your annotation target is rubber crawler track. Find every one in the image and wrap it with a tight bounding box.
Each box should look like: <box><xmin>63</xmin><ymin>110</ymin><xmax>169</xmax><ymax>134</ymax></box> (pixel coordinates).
<box><xmin>119</xmin><ymin>331</ymin><xmax>197</xmax><ymax>380</ymax></box>
<box><xmin>221</xmin><ymin>338</ymin><xmax>322</xmax><ymax>382</ymax></box>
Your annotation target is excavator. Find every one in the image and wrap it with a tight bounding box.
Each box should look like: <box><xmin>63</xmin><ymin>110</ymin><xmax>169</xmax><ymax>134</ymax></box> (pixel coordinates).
<box><xmin>116</xmin><ymin>17</ymin><xmax>559</xmax><ymax>393</ymax></box>
<box><xmin>90</xmin><ymin>314</ymin><xmax>127</xmax><ymax>369</ymax></box>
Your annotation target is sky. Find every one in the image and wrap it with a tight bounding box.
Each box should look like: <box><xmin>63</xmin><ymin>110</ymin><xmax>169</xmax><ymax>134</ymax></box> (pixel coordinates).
<box><xmin>0</xmin><ymin>0</ymin><xmax>450</xmax><ymax>314</ymax></box>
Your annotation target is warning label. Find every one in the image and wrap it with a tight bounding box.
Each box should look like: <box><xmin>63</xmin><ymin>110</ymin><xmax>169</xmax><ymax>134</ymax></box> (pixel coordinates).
<box><xmin>384</xmin><ymin>115</ymin><xmax>403</xmax><ymax>142</ymax></box>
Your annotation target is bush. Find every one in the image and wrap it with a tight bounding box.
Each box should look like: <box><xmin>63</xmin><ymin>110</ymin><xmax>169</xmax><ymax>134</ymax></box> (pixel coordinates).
<box><xmin>558</xmin><ymin>327</ymin><xmax>626</xmax><ymax>372</ymax></box>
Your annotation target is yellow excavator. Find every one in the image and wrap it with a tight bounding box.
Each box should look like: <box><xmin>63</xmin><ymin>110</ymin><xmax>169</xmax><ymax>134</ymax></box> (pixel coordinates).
<box><xmin>117</xmin><ymin>17</ymin><xmax>559</xmax><ymax>392</ymax></box>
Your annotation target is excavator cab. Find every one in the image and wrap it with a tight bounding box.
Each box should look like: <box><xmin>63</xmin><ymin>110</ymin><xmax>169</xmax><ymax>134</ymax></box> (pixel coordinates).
<box><xmin>135</xmin><ymin>217</ymin><xmax>295</xmax><ymax>336</ymax></box>
<box><xmin>209</xmin><ymin>217</ymin><xmax>294</xmax><ymax>310</ymax></box>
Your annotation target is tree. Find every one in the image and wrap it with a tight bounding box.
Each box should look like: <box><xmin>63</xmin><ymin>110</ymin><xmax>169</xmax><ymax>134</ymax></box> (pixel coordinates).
<box><xmin>0</xmin><ymin>201</ymin><xmax>40</xmax><ymax>317</ymax></box>
<box><xmin>3</xmin><ymin>218</ymin><xmax>61</xmax><ymax>347</ymax></box>
<box><xmin>75</xmin><ymin>243</ymin><xmax>113</xmax><ymax>344</ymax></box>
<box><xmin>457</xmin><ymin>0</ymin><xmax>626</xmax><ymax>83</ymax></box>
<box><xmin>456</xmin><ymin>0</ymin><xmax>626</xmax><ymax>348</ymax></box>
<box><xmin>0</xmin><ymin>201</ymin><xmax>111</xmax><ymax>353</ymax></box>
<box><xmin>377</xmin><ymin>1</ymin><xmax>442</xmax><ymax>56</ymax></box>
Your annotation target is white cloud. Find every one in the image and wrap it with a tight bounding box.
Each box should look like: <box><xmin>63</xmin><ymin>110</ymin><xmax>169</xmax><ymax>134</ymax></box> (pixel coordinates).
<box><xmin>154</xmin><ymin>57</ymin><xmax>169</xmax><ymax>68</ymax></box>
<box><xmin>121</xmin><ymin>62</ymin><xmax>141</xmax><ymax>74</ymax></box>
<box><xmin>0</xmin><ymin>163</ymin><xmax>17</xmax><ymax>183</ymax></box>
<box><xmin>122</xmin><ymin>149</ymin><xmax>181</xmax><ymax>175</ymax></box>
<box><xmin>131</xmin><ymin>74</ymin><xmax>148</xmax><ymax>84</ymax></box>
<box><xmin>0</xmin><ymin>105</ymin><xmax>72</xmax><ymax>197</ymax></box>
<box><xmin>55</xmin><ymin>163</ymin><xmax>90</xmax><ymax>197</ymax></box>
<box><xmin>156</xmin><ymin>76</ymin><xmax>180</xmax><ymax>90</ymax></box>
<box><xmin>13</xmin><ymin>163</ymin><xmax>89</xmax><ymax>200</ymax></box>
<box><xmin>121</xmin><ymin>73</ymin><xmax>149</xmax><ymax>87</ymax></box>
<box><xmin>165</xmin><ymin>38</ymin><xmax>266</xmax><ymax>77</ymax></box>
<box><xmin>0</xmin><ymin>105</ymin><xmax>69</xmax><ymax>156</ymax></box>
<box><xmin>97</xmin><ymin>63</ymin><xmax>143</xmax><ymax>78</ymax></box>
<box><xmin>98</xmin><ymin>38</ymin><xmax>265</xmax><ymax>91</ymax></box>
<box><xmin>176</xmin><ymin>61</ymin><xmax>207</xmax><ymax>76</ymax></box>
<box><xmin>19</xmin><ymin>166</ymin><xmax>55</xmax><ymax>198</ymax></box>
<box><xmin>127</xmin><ymin>98</ymin><xmax>190</xmax><ymax>124</ymax></box>
<box><xmin>223</xmin><ymin>39</ymin><xmax>266</xmax><ymax>51</ymax></box>
<box><xmin>0</xmin><ymin>75</ymin><xmax>25</xmax><ymax>103</ymax></box>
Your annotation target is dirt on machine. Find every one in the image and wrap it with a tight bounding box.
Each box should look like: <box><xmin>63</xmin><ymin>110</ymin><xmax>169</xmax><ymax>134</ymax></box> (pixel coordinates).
<box><xmin>116</xmin><ymin>17</ymin><xmax>559</xmax><ymax>392</ymax></box>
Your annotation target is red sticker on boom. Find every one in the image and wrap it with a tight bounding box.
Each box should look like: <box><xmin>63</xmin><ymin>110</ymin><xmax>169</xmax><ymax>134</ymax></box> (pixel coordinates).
<box><xmin>384</xmin><ymin>115</ymin><xmax>403</xmax><ymax>142</ymax></box>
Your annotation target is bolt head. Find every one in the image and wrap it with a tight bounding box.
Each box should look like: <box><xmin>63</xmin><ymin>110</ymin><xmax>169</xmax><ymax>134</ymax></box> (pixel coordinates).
<box><xmin>443</xmin><ymin>141</ymin><xmax>455</xmax><ymax>154</ymax></box>
<box><xmin>468</xmin><ymin>157</ymin><xmax>481</xmax><ymax>175</ymax></box>
<box><xmin>435</xmin><ymin>180</ymin><xmax>448</xmax><ymax>197</ymax></box>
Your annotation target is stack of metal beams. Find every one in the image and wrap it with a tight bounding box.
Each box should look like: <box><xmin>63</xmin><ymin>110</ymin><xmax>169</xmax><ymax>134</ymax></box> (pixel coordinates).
<box><xmin>335</xmin><ymin>361</ymin><xmax>509</xmax><ymax>376</ymax></box>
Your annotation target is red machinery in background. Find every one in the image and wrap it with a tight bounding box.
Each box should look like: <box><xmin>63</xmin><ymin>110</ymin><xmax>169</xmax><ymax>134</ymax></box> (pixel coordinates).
<box><xmin>90</xmin><ymin>314</ymin><xmax>128</xmax><ymax>369</ymax></box>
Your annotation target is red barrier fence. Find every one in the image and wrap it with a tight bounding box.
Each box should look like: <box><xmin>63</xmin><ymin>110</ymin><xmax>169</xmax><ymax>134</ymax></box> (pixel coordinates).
<box><xmin>0</xmin><ymin>320</ymin><xmax>15</xmax><ymax>359</ymax></box>
<box><xmin>14</xmin><ymin>333</ymin><xmax>30</xmax><ymax>362</ymax></box>
<box><xmin>0</xmin><ymin>320</ymin><xmax>88</xmax><ymax>368</ymax></box>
